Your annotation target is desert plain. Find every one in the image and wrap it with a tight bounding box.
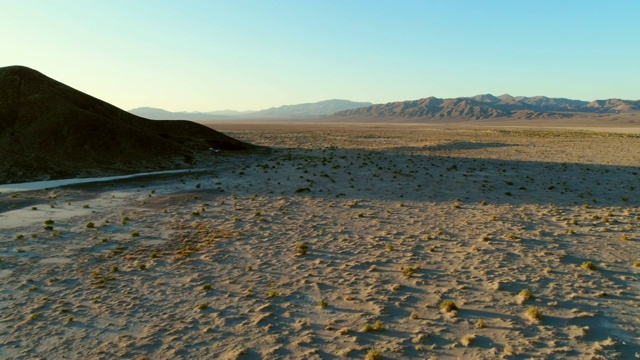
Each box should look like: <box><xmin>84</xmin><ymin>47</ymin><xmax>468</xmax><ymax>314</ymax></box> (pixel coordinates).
<box><xmin>0</xmin><ymin>122</ymin><xmax>639</xmax><ymax>359</ymax></box>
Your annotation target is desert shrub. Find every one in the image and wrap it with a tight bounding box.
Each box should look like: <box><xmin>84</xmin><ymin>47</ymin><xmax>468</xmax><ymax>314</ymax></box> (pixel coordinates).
<box><xmin>518</xmin><ymin>289</ymin><xmax>534</xmax><ymax>301</ymax></box>
<box><xmin>402</xmin><ymin>266</ymin><xmax>415</xmax><ymax>277</ymax></box>
<box><xmin>525</xmin><ymin>306</ymin><xmax>542</xmax><ymax>321</ymax></box>
<box><xmin>296</xmin><ymin>243</ymin><xmax>309</xmax><ymax>255</ymax></box>
<box><xmin>318</xmin><ymin>298</ymin><xmax>328</xmax><ymax>308</ymax></box>
<box><xmin>461</xmin><ymin>334</ymin><xmax>476</xmax><ymax>346</ymax></box>
<box><xmin>581</xmin><ymin>261</ymin><xmax>596</xmax><ymax>270</ymax></box>
<box><xmin>440</xmin><ymin>300</ymin><xmax>458</xmax><ymax>312</ymax></box>
<box><xmin>365</xmin><ymin>349</ymin><xmax>381</xmax><ymax>360</ymax></box>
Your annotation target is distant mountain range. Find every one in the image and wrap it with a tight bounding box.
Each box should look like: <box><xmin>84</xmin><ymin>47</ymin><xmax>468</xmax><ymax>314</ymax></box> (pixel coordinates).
<box><xmin>132</xmin><ymin>95</ymin><xmax>639</xmax><ymax>121</ymax></box>
<box><xmin>130</xmin><ymin>99</ymin><xmax>372</xmax><ymax>120</ymax></box>
<box><xmin>333</xmin><ymin>94</ymin><xmax>640</xmax><ymax>120</ymax></box>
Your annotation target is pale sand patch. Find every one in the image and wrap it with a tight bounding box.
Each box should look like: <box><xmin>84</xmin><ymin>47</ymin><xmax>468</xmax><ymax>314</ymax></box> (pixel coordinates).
<box><xmin>0</xmin><ymin>124</ymin><xmax>638</xmax><ymax>359</ymax></box>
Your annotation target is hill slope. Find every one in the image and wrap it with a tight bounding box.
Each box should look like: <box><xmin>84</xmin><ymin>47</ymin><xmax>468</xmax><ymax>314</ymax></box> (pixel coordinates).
<box><xmin>333</xmin><ymin>94</ymin><xmax>640</xmax><ymax>120</ymax></box>
<box><xmin>0</xmin><ymin>66</ymin><xmax>254</xmax><ymax>183</ymax></box>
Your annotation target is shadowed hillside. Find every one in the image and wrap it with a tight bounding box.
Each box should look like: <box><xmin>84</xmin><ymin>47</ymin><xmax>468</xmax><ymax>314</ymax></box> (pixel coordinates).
<box><xmin>0</xmin><ymin>66</ymin><xmax>256</xmax><ymax>183</ymax></box>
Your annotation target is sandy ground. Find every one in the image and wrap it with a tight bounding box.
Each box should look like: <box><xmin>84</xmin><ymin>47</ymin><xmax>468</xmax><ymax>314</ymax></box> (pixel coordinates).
<box><xmin>0</xmin><ymin>123</ymin><xmax>639</xmax><ymax>359</ymax></box>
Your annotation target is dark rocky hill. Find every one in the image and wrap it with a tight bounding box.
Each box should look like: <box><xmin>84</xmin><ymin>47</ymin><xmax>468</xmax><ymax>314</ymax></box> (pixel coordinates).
<box><xmin>0</xmin><ymin>66</ymin><xmax>255</xmax><ymax>183</ymax></box>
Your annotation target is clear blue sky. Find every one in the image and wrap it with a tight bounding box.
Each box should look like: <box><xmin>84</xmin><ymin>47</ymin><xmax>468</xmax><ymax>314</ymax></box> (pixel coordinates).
<box><xmin>2</xmin><ymin>1</ymin><xmax>639</xmax><ymax>111</ymax></box>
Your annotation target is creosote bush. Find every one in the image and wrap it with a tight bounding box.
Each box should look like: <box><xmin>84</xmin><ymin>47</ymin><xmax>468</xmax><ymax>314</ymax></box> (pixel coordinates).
<box><xmin>581</xmin><ymin>261</ymin><xmax>596</xmax><ymax>270</ymax></box>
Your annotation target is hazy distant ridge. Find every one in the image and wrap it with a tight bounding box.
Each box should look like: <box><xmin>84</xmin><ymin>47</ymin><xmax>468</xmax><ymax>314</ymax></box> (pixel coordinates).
<box><xmin>333</xmin><ymin>94</ymin><xmax>640</xmax><ymax>119</ymax></box>
<box><xmin>129</xmin><ymin>107</ymin><xmax>253</xmax><ymax>121</ymax></box>
<box><xmin>130</xmin><ymin>99</ymin><xmax>372</xmax><ymax>120</ymax></box>
<box><xmin>249</xmin><ymin>99</ymin><xmax>372</xmax><ymax>118</ymax></box>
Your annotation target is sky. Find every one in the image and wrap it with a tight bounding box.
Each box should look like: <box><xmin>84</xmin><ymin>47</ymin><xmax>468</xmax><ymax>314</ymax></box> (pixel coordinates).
<box><xmin>2</xmin><ymin>1</ymin><xmax>639</xmax><ymax>112</ymax></box>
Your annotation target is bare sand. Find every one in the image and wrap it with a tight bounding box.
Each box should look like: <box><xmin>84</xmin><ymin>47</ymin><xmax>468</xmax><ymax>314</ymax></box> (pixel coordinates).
<box><xmin>0</xmin><ymin>123</ymin><xmax>639</xmax><ymax>359</ymax></box>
